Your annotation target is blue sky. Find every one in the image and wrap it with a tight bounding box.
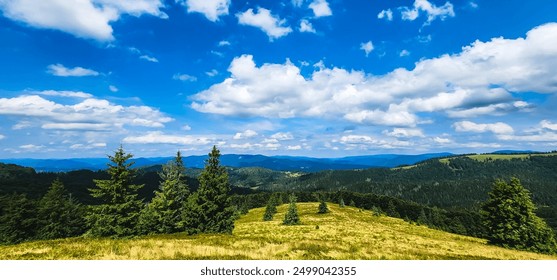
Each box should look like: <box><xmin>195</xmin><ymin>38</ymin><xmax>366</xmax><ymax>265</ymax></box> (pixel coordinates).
<box><xmin>1</xmin><ymin>0</ymin><xmax>557</xmax><ymax>158</ymax></box>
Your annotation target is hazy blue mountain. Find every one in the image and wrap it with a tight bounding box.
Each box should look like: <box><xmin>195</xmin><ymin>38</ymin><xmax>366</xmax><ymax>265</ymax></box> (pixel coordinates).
<box><xmin>0</xmin><ymin>152</ymin><xmax>453</xmax><ymax>172</ymax></box>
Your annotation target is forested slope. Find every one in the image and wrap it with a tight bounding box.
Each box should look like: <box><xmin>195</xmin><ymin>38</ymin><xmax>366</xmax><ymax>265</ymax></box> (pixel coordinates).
<box><xmin>285</xmin><ymin>156</ymin><xmax>557</xmax><ymax>209</ymax></box>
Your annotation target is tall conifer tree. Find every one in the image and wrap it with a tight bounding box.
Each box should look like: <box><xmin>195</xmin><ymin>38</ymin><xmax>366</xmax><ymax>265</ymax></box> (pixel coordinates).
<box><xmin>87</xmin><ymin>146</ymin><xmax>144</xmax><ymax>237</ymax></box>
<box><xmin>263</xmin><ymin>194</ymin><xmax>278</xmax><ymax>221</ymax></box>
<box><xmin>0</xmin><ymin>194</ymin><xmax>37</xmax><ymax>244</ymax></box>
<box><xmin>37</xmin><ymin>179</ymin><xmax>85</xmax><ymax>239</ymax></box>
<box><xmin>139</xmin><ymin>151</ymin><xmax>189</xmax><ymax>234</ymax></box>
<box><xmin>183</xmin><ymin>146</ymin><xmax>234</xmax><ymax>234</ymax></box>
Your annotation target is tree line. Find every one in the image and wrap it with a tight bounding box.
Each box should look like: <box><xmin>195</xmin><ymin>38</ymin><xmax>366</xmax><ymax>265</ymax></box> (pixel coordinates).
<box><xmin>1</xmin><ymin>146</ymin><xmax>235</xmax><ymax>243</ymax></box>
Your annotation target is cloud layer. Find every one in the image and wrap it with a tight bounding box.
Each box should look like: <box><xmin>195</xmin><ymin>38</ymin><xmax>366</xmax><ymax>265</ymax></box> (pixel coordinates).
<box><xmin>0</xmin><ymin>94</ymin><xmax>173</xmax><ymax>131</ymax></box>
<box><xmin>191</xmin><ymin>23</ymin><xmax>557</xmax><ymax>128</ymax></box>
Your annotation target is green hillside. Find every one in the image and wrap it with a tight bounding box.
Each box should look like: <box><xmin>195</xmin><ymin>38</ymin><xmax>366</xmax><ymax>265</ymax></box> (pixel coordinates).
<box><xmin>4</xmin><ymin>154</ymin><xmax>556</xmax><ymax>210</ymax></box>
<box><xmin>287</xmin><ymin>155</ymin><xmax>557</xmax><ymax>209</ymax></box>
<box><xmin>0</xmin><ymin>203</ymin><xmax>553</xmax><ymax>260</ymax></box>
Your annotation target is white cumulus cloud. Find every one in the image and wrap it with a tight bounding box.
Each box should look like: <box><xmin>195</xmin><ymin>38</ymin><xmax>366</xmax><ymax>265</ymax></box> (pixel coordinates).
<box><xmin>0</xmin><ymin>0</ymin><xmax>167</xmax><ymax>41</ymax></box>
<box><xmin>181</xmin><ymin>0</ymin><xmax>229</xmax><ymax>22</ymax></box>
<box><xmin>123</xmin><ymin>131</ymin><xmax>212</xmax><ymax>145</ymax></box>
<box><xmin>173</xmin><ymin>73</ymin><xmax>197</xmax><ymax>82</ymax></box>
<box><xmin>69</xmin><ymin>142</ymin><xmax>106</xmax><ymax>150</ymax></box>
<box><xmin>191</xmin><ymin>23</ymin><xmax>557</xmax><ymax>128</ymax></box>
<box><xmin>384</xmin><ymin>128</ymin><xmax>425</xmax><ymax>138</ymax></box>
<box><xmin>400</xmin><ymin>0</ymin><xmax>455</xmax><ymax>25</ymax></box>
<box><xmin>453</xmin><ymin>121</ymin><xmax>514</xmax><ymax>134</ymax></box>
<box><xmin>433</xmin><ymin>137</ymin><xmax>452</xmax><ymax>144</ymax></box>
<box><xmin>233</xmin><ymin>129</ymin><xmax>258</xmax><ymax>140</ymax></box>
<box><xmin>540</xmin><ymin>120</ymin><xmax>557</xmax><ymax>131</ymax></box>
<box><xmin>309</xmin><ymin>0</ymin><xmax>332</xmax><ymax>18</ymax></box>
<box><xmin>299</xmin><ymin>19</ymin><xmax>316</xmax><ymax>33</ymax></box>
<box><xmin>237</xmin><ymin>8</ymin><xmax>292</xmax><ymax>41</ymax></box>
<box><xmin>360</xmin><ymin>41</ymin><xmax>374</xmax><ymax>57</ymax></box>
<box><xmin>47</xmin><ymin>64</ymin><xmax>99</xmax><ymax>77</ymax></box>
<box><xmin>399</xmin><ymin>49</ymin><xmax>411</xmax><ymax>57</ymax></box>
<box><xmin>495</xmin><ymin>120</ymin><xmax>557</xmax><ymax>143</ymax></box>
<box><xmin>271</xmin><ymin>132</ymin><xmax>294</xmax><ymax>141</ymax></box>
<box><xmin>377</xmin><ymin>9</ymin><xmax>393</xmax><ymax>21</ymax></box>
<box><xmin>0</xmin><ymin>94</ymin><xmax>173</xmax><ymax>131</ymax></box>
<box><xmin>340</xmin><ymin>135</ymin><xmax>411</xmax><ymax>149</ymax></box>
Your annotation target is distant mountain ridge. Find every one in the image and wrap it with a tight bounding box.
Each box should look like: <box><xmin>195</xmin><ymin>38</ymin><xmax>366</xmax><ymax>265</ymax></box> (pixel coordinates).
<box><xmin>0</xmin><ymin>152</ymin><xmax>453</xmax><ymax>172</ymax></box>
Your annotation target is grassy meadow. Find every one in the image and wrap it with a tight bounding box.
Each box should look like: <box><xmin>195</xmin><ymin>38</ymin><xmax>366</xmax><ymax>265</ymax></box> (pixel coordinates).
<box><xmin>394</xmin><ymin>152</ymin><xmax>557</xmax><ymax>169</ymax></box>
<box><xmin>439</xmin><ymin>152</ymin><xmax>557</xmax><ymax>164</ymax></box>
<box><xmin>0</xmin><ymin>203</ymin><xmax>554</xmax><ymax>260</ymax></box>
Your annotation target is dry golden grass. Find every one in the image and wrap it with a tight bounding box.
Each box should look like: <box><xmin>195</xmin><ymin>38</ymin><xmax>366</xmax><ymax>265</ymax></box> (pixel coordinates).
<box><xmin>0</xmin><ymin>203</ymin><xmax>555</xmax><ymax>260</ymax></box>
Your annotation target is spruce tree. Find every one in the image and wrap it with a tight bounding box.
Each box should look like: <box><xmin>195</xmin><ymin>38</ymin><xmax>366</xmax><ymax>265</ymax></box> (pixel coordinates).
<box><xmin>37</xmin><ymin>179</ymin><xmax>85</xmax><ymax>239</ymax></box>
<box><xmin>481</xmin><ymin>177</ymin><xmax>557</xmax><ymax>254</ymax></box>
<box><xmin>182</xmin><ymin>146</ymin><xmax>234</xmax><ymax>234</ymax></box>
<box><xmin>139</xmin><ymin>151</ymin><xmax>189</xmax><ymax>234</ymax></box>
<box><xmin>87</xmin><ymin>146</ymin><xmax>144</xmax><ymax>237</ymax></box>
<box><xmin>0</xmin><ymin>194</ymin><xmax>38</xmax><ymax>244</ymax></box>
<box><xmin>318</xmin><ymin>201</ymin><xmax>329</xmax><ymax>214</ymax></box>
<box><xmin>283</xmin><ymin>194</ymin><xmax>300</xmax><ymax>225</ymax></box>
<box><xmin>263</xmin><ymin>194</ymin><xmax>278</xmax><ymax>221</ymax></box>
<box><xmin>317</xmin><ymin>194</ymin><xmax>329</xmax><ymax>214</ymax></box>
<box><xmin>429</xmin><ymin>207</ymin><xmax>445</xmax><ymax>228</ymax></box>
<box><xmin>385</xmin><ymin>200</ymin><xmax>400</xmax><ymax>218</ymax></box>
<box><xmin>416</xmin><ymin>208</ymin><xmax>429</xmax><ymax>226</ymax></box>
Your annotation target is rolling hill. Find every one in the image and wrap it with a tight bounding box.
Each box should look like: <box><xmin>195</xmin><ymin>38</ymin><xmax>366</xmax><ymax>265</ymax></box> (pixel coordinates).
<box><xmin>0</xmin><ymin>203</ymin><xmax>552</xmax><ymax>260</ymax></box>
<box><xmin>282</xmin><ymin>154</ymin><xmax>557</xmax><ymax>208</ymax></box>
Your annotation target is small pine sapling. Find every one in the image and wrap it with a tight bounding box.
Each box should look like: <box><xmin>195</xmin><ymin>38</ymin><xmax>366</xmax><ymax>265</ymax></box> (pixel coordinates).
<box><xmin>283</xmin><ymin>194</ymin><xmax>300</xmax><ymax>225</ymax></box>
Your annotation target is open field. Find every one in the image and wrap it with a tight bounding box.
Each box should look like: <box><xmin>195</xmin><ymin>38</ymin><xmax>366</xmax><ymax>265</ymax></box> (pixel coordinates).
<box><xmin>394</xmin><ymin>153</ymin><xmax>557</xmax><ymax>169</ymax></box>
<box><xmin>0</xmin><ymin>203</ymin><xmax>554</xmax><ymax>260</ymax></box>
<box><xmin>439</xmin><ymin>153</ymin><xmax>557</xmax><ymax>164</ymax></box>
